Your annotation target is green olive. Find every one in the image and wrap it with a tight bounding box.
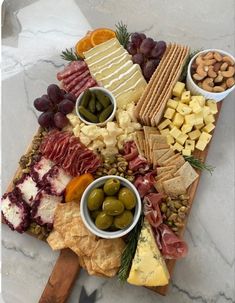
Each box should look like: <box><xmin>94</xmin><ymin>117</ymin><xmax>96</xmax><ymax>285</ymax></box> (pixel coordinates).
<box><xmin>118</xmin><ymin>187</ymin><xmax>136</xmax><ymax>210</ymax></box>
<box><xmin>95</xmin><ymin>211</ymin><xmax>113</xmax><ymax>230</ymax></box>
<box><xmin>102</xmin><ymin>197</ymin><xmax>124</xmax><ymax>216</ymax></box>
<box><xmin>87</xmin><ymin>188</ymin><xmax>104</xmax><ymax>211</ymax></box>
<box><xmin>114</xmin><ymin>210</ymin><xmax>133</xmax><ymax>229</ymax></box>
<box><xmin>103</xmin><ymin>178</ymin><xmax>120</xmax><ymax>195</ymax></box>
<box><xmin>90</xmin><ymin>210</ymin><xmax>101</xmax><ymax>220</ymax></box>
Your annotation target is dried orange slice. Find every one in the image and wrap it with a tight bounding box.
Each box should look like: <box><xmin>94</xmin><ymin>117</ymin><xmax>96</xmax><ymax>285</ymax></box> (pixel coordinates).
<box><xmin>90</xmin><ymin>28</ymin><xmax>116</xmax><ymax>46</ymax></box>
<box><xmin>75</xmin><ymin>36</ymin><xmax>93</xmax><ymax>58</ymax></box>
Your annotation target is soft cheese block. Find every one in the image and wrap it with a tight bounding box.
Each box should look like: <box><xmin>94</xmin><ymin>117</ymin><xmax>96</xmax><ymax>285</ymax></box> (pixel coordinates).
<box><xmin>127</xmin><ymin>219</ymin><xmax>170</xmax><ymax>287</ymax></box>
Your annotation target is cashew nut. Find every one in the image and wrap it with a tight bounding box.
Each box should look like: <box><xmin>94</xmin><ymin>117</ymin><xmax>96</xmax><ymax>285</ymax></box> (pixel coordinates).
<box><xmin>226</xmin><ymin>77</ymin><xmax>235</xmax><ymax>88</ymax></box>
<box><xmin>213</xmin><ymin>52</ymin><xmax>223</xmax><ymax>62</ymax></box>
<box><xmin>213</xmin><ymin>62</ymin><xmax>223</xmax><ymax>72</ymax></box>
<box><xmin>221</xmin><ymin>82</ymin><xmax>227</xmax><ymax>90</ymax></box>
<box><xmin>196</xmin><ymin>55</ymin><xmax>204</xmax><ymax>66</ymax></box>
<box><xmin>214</xmin><ymin>71</ymin><xmax>224</xmax><ymax>83</ymax></box>
<box><xmin>193</xmin><ymin>73</ymin><xmax>206</xmax><ymax>81</ymax></box>
<box><xmin>222</xmin><ymin>56</ymin><xmax>234</xmax><ymax>66</ymax></box>
<box><xmin>202</xmin><ymin>78</ymin><xmax>214</xmax><ymax>92</ymax></box>
<box><xmin>220</xmin><ymin>62</ymin><xmax>228</xmax><ymax>71</ymax></box>
<box><xmin>196</xmin><ymin>65</ymin><xmax>207</xmax><ymax>77</ymax></box>
<box><xmin>207</xmin><ymin>66</ymin><xmax>217</xmax><ymax>78</ymax></box>
<box><xmin>213</xmin><ymin>86</ymin><xmax>225</xmax><ymax>93</ymax></box>
<box><xmin>203</xmin><ymin>59</ymin><xmax>216</xmax><ymax>66</ymax></box>
<box><xmin>221</xmin><ymin>66</ymin><xmax>235</xmax><ymax>78</ymax></box>
<box><xmin>203</xmin><ymin>52</ymin><xmax>214</xmax><ymax>60</ymax></box>
<box><xmin>197</xmin><ymin>81</ymin><xmax>203</xmax><ymax>88</ymax></box>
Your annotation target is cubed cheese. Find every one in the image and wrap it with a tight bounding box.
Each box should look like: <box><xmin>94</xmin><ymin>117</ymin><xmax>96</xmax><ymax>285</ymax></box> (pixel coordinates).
<box><xmin>160</xmin><ymin>128</ymin><xmax>170</xmax><ymax>136</ymax></box>
<box><xmin>167</xmin><ymin>134</ymin><xmax>175</xmax><ymax>144</ymax></box>
<box><xmin>181</xmin><ymin>124</ymin><xmax>193</xmax><ymax>134</ymax></box>
<box><xmin>199</xmin><ymin>131</ymin><xmax>212</xmax><ymax>143</ymax></box>
<box><xmin>194</xmin><ymin>112</ymin><xmax>204</xmax><ymax>125</ymax></box>
<box><xmin>185</xmin><ymin>139</ymin><xmax>195</xmax><ymax>151</ymax></box>
<box><xmin>164</xmin><ymin>108</ymin><xmax>176</xmax><ymax>120</ymax></box>
<box><xmin>182</xmin><ymin>148</ymin><xmax>192</xmax><ymax>156</ymax></box>
<box><xmin>181</xmin><ymin>91</ymin><xmax>191</xmax><ymax>103</ymax></box>
<box><xmin>176</xmin><ymin>103</ymin><xmax>192</xmax><ymax>116</ymax></box>
<box><xmin>204</xmin><ymin>114</ymin><xmax>215</xmax><ymax>124</ymax></box>
<box><xmin>207</xmin><ymin>100</ymin><xmax>218</xmax><ymax>114</ymax></box>
<box><xmin>191</xmin><ymin>95</ymin><xmax>205</xmax><ymax>107</ymax></box>
<box><xmin>173</xmin><ymin>97</ymin><xmax>180</xmax><ymax>101</ymax></box>
<box><xmin>195</xmin><ymin>140</ymin><xmax>207</xmax><ymax>151</ymax></box>
<box><xmin>172</xmin><ymin>82</ymin><xmax>185</xmax><ymax>97</ymax></box>
<box><xmin>189</xmin><ymin>99</ymin><xmax>202</xmax><ymax>113</ymax></box>
<box><xmin>176</xmin><ymin>133</ymin><xmax>188</xmax><ymax>145</ymax></box>
<box><xmin>173</xmin><ymin>113</ymin><xmax>184</xmax><ymax>127</ymax></box>
<box><xmin>167</xmin><ymin>99</ymin><xmax>178</xmax><ymax>109</ymax></box>
<box><xmin>185</xmin><ymin>114</ymin><xmax>195</xmax><ymax>126</ymax></box>
<box><xmin>202</xmin><ymin>106</ymin><xmax>211</xmax><ymax>118</ymax></box>
<box><xmin>202</xmin><ymin>123</ymin><xmax>215</xmax><ymax>133</ymax></box>
<box><xmin>173</xmin><ymin>142</ymin><xmax>184</xmax><ymax>152</ymax></box>
<box><xmin>158</xmin><ymin>119</ymin><xmax>171</xmax><ymax>130</ymax></box>
<box><xmin>188</xmin><ymin>129</ymin><xmax>201</xmax><ymax>140</ymax></box>
<box><xmin>169</xmin><ymin>123</ymin><xmax>175</xmax><ymax>130</ymax></box>
<box><xmin>195</xmin><ymin>123</ymin><xmax>204</xmax><ymax>130</ymax></box>
<box><xmin>170</xmin><ymin>127</ymin><xmax>182</xmax><ymax>139</ymax></box>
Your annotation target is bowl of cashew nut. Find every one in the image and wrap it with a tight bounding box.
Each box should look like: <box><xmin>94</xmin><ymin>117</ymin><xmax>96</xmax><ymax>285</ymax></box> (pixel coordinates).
<box><xmin>187</xmin><ymin>49</ymin><xmax>235</xmax><ymax>102</ymax></box>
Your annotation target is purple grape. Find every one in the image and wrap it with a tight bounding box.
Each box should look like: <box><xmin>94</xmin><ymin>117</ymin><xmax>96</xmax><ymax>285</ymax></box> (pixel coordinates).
<box><xmin>34</xmin><ymin>97</ymin><xmax>51</xmax><ymax>112</ymax></box>
<box><xmin>58</xmin><ymin>99</ymin><xmax>74</xmax><ymax>114</ymax></box>
<box><xmin>38</xmin><ymin>112</ymin><xmax>54</xmax><ymax>128</ymax></box>
<box><xmin>143</xmin><ymin>60</ymin><xmax>159</xmax><ymax>81</ymax></box>
<box><xmin>151</xmin><ymin>41</ymin><xmax>167</xmax><ymax>59</ymax></box>
<box><xmin>140</xmin><ymin>38</ymin><xmax>155</xmax><ymax>56</ymax></box>
<box><xmin>126</xmin><ymin>42</ymin><xmax>137</xmax><ymax>55</ymax></box>
<box><xmin>63</xmin><ymin>92</ymin><xmax>77</xmax><ymax>103</ymax></box>
<box><xmin>131</xmin><ymin>33</ymin><xmax>143</xmax><ymax>48</ymax></box>
<box><xmin>139</xmin><ymin>33</ymin><xmax>146</xmax><ymax>41</ymax></box>
<box><xmin>60</xmin><ymin>89</ymin><xmax>67</xmax><ymax>96</ymax></box>
<box><xmin>132</xmin><ymin>53</ymin><xmax>145</xmax><ymax>66</ymax></box>
<box><xmin>47</xmin><ymin>84</ymin><xmax>63</xmax><ymax>104</ymax></box>
<box><xmin>54</xmin><ymin>112</ymin><xmax>69</xmax><ymax>129</ymax></box>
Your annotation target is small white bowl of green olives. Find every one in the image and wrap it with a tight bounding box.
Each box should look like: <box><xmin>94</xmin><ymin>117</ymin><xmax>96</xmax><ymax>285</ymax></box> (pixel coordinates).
<box><xmin>80</xmin><ymin>175</ymin><xmax>142</xmax><ymax>239</ymax></box>
<box><xmin>76</xmin><ymin>87</ymin><xmax>116</xmax><ymax>126</ymax></box>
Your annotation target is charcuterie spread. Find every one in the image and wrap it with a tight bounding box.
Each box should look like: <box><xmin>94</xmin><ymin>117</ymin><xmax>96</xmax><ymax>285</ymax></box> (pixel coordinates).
<box><xmin>2</xmin><ymin>23</ymin><xmax>235</xmax><ymax>295</ymax></box>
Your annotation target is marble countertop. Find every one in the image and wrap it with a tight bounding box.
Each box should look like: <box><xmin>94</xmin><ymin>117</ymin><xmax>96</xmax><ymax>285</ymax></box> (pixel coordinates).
<box><xmin>1</xmin><ymin>0</ymin><xmax>235</xmax><ymax>302</ymax></box>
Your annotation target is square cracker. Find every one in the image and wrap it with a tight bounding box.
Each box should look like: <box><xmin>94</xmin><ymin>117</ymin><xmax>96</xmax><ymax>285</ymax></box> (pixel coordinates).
<box><xmin>155</xmin><ymin>172</ymin><xmax>173</xmax><ymax>182</ymax></box>
<box><xmin>47</xmin><ymin>230</ymin><xmax>66</xmax><ymax>250</ymax></box>
<box><xmin>152</xmin><ymin>149</ymin><xmax>169</xmax><ymax>167</ymax></box>
<box><xmin>157</xmin><ymin>165</ymin><xmax>177</xmax><ymax>174</ymax></box>
<box><xmin>157</xmin><ymin>149</ymin><xmax>175</xmax><ymax>166</ymax></box>
<box><xmin>174</xmin><ymin>161</ymin><xmax>199</xmax><ymax>188</ymax></box>
<box><xmin>163</xmin><ymin>176</ymin><xmax>187</xmax><ymax>197</ymax></box>
<box><xmin>154</xmin><ymin>180</ymin><xmax>165</xmax><ymax>193</ymax></box>
<box><xmin>162</xmin><ymin>154</ymin><xmax>185</xmax><ymax>169</ymax></box>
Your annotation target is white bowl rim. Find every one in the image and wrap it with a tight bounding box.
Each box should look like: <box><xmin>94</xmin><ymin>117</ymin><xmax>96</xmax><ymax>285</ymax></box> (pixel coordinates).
<box><xmin>187</xmin><ymin>48</ymin><xmax>235</xmax><ymax>96</ymax></box>
<box><xmin>80</xmin><ymin>175</ymin><xmax>142</xmax><ymax>239</ymax></box>
<box><xmin>75</xmin><ymin>86</ymin><xmax>117</xmax><ymax>126</ymax></box>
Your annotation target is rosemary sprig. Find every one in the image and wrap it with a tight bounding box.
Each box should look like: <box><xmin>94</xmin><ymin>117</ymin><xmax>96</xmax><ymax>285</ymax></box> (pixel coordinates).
<box><xmin>184</xmin><ymin>155</ymin><xmax>215</xmax><ymax>175</ymax></box>
<box><xmin>179</xmin><ymin>49</ymin><xmax>202</xmax><ymax>82</ymax></box>
<box><xmin>115</xmin><ymin>21</ymin><xmax>131</xmax><ymax>49</ymax></box>
<box><xmin>118</xmin><ymin>214</ymin><xmax>144</xmax><ymax>282</ymax></box>
<box><xmin>61</xmin><ymin>48</ymin><xmax>82</xmax><ymax>62</ymax></box>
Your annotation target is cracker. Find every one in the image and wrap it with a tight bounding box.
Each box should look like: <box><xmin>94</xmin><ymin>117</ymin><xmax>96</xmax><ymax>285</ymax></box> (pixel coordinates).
<box><xmin>91</xmin><ymin>259</ymin><xmax>118</xmax><ymax>278</ymax></box>
<box><xmin>134</xmin><ymin>131</ymin><xmax>145</xmax><ymax>157</ymax></box>
<box><xmin>143</xmin><ymin>126</ymin><xmax>159</xmax><ymax>161</ymax></box>
<box><xmin>161</xmin><ymin>154</ymin><xmax>181</xmax><ymax>166</ymax></box>
<box><xmin>47</xmin><ymin>230</ymin><xmax>66</xmax><ymax>250</ymax></box>
<box><xmin>163</xmin><ymin>176</ymin><xmax>187</xmax><ymax>197</ymax></box>
<box><xmin>66</xmin><ymin>234</ymin><xmax>97</xmax><ymax>257</ymax></box>
<box><xmin>54</xmin><ymin>202</ymin><xmax>80</xmax><ymax>230</ymax></box>
<box><xmin>156</xmin><ymin>172</ymin><xmax>173</xmax><ymax>182</ymax></box>
<box><xmin>174</xmin><ymin>161</ymin><xmax>199</xmax><ymax>188</ymax></box>
<box><xmin>157</xmin><ymin>149</ymin><xmax>175</xmax><ymax>166</ymax></box>
<box><xmin>152</xmin><ymin>149</ymin><xmax>169</xmax><ymax>167</ymax></box>
<box><xmin>156</xmin><ymin>165</ymin><xmax>177</xmax><ymax>175</ymax></box>
<box><xmin>153</xmin><ymin>143</ymin><xmax>170</xmax><ymax>150</ymax></box>
<box><xmin>154</xmin><ymin>180</ymin><xmax>165</xmax><ymax>193</ymax></box>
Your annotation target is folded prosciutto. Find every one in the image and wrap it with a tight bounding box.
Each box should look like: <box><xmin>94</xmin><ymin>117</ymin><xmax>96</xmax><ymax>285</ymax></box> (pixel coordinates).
<box><xmin>134</xmin><ymin>172</ymin><xmax>156</xmax><ymax>198</ymax></box>
<box><xmin>123</xmin><ymin>141</ymin><xmax>149</xmax><ymax>173</ymax></box>
<box><xmin>143</xmin><ymin>193</ymin><xmax>163</xmax><ymax>228</ymax></box>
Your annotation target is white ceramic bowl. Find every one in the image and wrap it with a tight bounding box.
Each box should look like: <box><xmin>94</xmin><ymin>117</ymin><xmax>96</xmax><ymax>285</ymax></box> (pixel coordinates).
<box><xmin>186</xmin><ymin>49</ymin><xmax>235</xmax><ymax>102</ymax></box>
<box><xmin>80</xmin><ymin>175</ymin><xmax>142</xmax><ymax>239</ymax></box>
<box><xmin>75</xmin><ymin>86</ymin><xmax>116</xmax><ymax>126</ymax></box>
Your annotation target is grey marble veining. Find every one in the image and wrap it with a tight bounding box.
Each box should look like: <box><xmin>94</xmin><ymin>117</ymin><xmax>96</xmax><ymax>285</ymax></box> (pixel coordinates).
<box><xmin>1</xmin><ymin>0</ymin><xmax>235</xmax><ymax>302</ymax></box>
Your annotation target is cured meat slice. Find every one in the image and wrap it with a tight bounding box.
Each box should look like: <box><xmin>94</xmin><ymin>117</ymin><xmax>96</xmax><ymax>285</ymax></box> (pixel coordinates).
<box><xmin>134</xmin><ymin>172</ymin><xmax>156</xmax><ymax>198</ymax></box>
<box><xmin>1</xmin><ymin>192</ymin><xmax>30</xmax><ymax>233</ymax></box>
<box><xmin>62</xmin><ymin>69</ymin><xmax>87</xmax><ymax>85</ymax></box>
<box><xmin>123</xmin><ymin>141</ymin><xmax>139</xmax><ymax>161</ymax></box>
<box><xmin>57</xmin><ymin>61</ymin><xmax>87</xmax><ymax>80</ymax></box>
<box><xmin>31</xmin><ymin>157</ymin><xmax>54</xmax><ymax>182</ymax></box>
<box><xmin>70</xmin><ymin>76</ymin><xmax>91</xmax><ymax>95</ymax></box>
<box><xmin>74</xmin><ymin>77</ymin><xmax>97</xmax><ymax>97</ymax></box>
<box><xmin>143</xmin><ymin>193</ymin><xmax>163</xmax><ymax>228</ymax></box>
<box><xmin>15</xmin><ymin>175</ymin><xmax>38</xmax><ymax>207</ymax></box>
<box><xmin>43</xmin><ymin>166</ymin><xmax>72</xmax><ymax>195</ymax></box>
<box><xmin>63</xmin><ymin>69</ymin><xmax>90</xmax><ymax>91</ymax></box>
<box><xmin>128</xmin><ymin>155</ymin><xmax>149</xmax><ymax>172</ymax></box>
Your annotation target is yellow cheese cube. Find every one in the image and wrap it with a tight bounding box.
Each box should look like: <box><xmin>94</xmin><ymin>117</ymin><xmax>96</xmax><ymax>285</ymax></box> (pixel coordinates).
<box><xmin>181</xmin><ymin>91</ymin><xmax>191</xmax><ymax>103</ymax></box>
<box><xmin>200</xmin><ymin>131</ymin><xmax>212</xmax><ymax>143</ymax></box>
<box><xmin>169</xmin><ymin>123</ymin><xmax>175</xmax><ymax>130</ymax></box>
<box><xmin>195</xmin><ymin>123</ymin><xmax>204</xmax><ymax>130</ymax></box>
<box><xmin>207</xmin><ymin>100</ymin><xmax>218</xmax><ymax>114</ymax></box>
<box><xmin>191</xmin><ymin>95</ymin><xmax>206</xmax><ymax>107</ymax></box>
<box><xmin>172</xmin><ymin>82</ymin><xmax>185</xmax><ymax>98</ymax></box>
<box><xmin>173</xmin><ymin>113</ymin><xmax>184</xmax><ymax>127</ymax></box>
<box><xmin>167</xmin><ymin>99</ymin><xmax>178</xmax><ymax>109</ymax></box>
<box><xmin>204</xmin><ymin>114</ymin><xmax>215</xmax><ymax>124</ymax></box>
<box><xmin>202</xmin><ymin>106</ymin><xmax>211</xmax><ymax>118</ymax></box>
<box><xmin>202</xmin><ymin>123</ymin><xmax>215</xmax><ymax>133</ymax></box>
<box><xmin>170</xmin><ymin>126</ymin><xmax>182</xmax><ymax>139</ymax></box>
<box><xmin>194</xmin><ymin>112</ymin><xmax>204</xmax><ymax>125</ymax></box>
<box><xmin>158</xmin><ymin>119</ymin><xmax>171</xmax><ymax>130</ymax></box>
<box><xmin>166</xmin><ymin>134</ymin><xmax>175</xmax><ymax>144</ymax></box>
<box><xmin>176</xmin><ymin>103</ymin><xmax>192</xmax><ymax>116</ymax></box>
<box><xmin>173</xmin><ymin>97</ymin><xmax>180</xmax><ymax>101</ymax></box>
<box><xmin>173</xmin><ymin>142</ymin><xmax>184</xmax><ymax>152</ymax></box>
<box><xmin>181</xmin><ymin>124</ymin><xmax>193</xmax><ymax>134</ymax></box>
<box><xmin>185</xmin><ymin>114</ymin><xmax>195</xmax><ymax>126</ymax></box>
<box><xmin>188</xmin><ymin>129</ymin><xmax>201</xmax><ymax>140</ymax></box>
<box><xmin>164</xmin><ymin>108</ymin><xmax>176</xmax><ymax>120</ymax></box>
<box><xmin>176</xmin><ymin>133</ymin><xmax>188</xmax><ymax>145</ymax></box>
<box><xmin>160</xmin><ymin>128</ymin><xmax>170</xmax><ymax>136</ymax></box>
<box><xmin>189</xmin><ymin>99</ymin><xmax>202</xmax><ymax>113</ymax></box>
<box><xmin>195</xmin><ymin>139</ymin><xmax>207</xmax><ymax>151</ymax></box>
<box><xmin>185</xmin><ymin>139</ymin><xmax>195</xmax><ymax>151</ymax></box>
<box><xmin>182</xmin><ymin>148</ymin><xmax>192</xmax><ymax>156</ymax></box>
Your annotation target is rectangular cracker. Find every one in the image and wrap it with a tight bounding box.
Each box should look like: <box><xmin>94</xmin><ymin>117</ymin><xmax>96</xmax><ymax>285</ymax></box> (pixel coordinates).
<box><xmin>152</xmin><ymin>149</ymin><xmax>169</xmax><ymax>167</ymax></box>
<box><xmin>157</xmin><ymin>165</ymin><xmax>177</xmax><ymax>175</ymax></box>
<box><xmin>162</xmin><ymin>176</ymin><xmax>187</xmax><ymax>197</ymax></box>
<box><xmin>156</xmin><ymin>172</ymin><xmax>173</xmax><ymax>182</ymax></box>
<box><xmin>153</xmin><ymin>143</ymin><xmax>170</xmax><ymax>150</ymax></box>
<box><xmin>174</xmin><ymin>161</ymin><xmax>199</xmax><ymax>188</ymax></box>
<box><xmin>143</xmin><ymin>126</ymin><xmax>159</xmax><ymax>161</ymax></box>
<box><xmin>163</xmin><ymin>154</ymin><xmax>185</xmax><ymax>170</ymax></box>
<box><xmin>157</xmin><ymin>149</ymin><xmax>175</xmax><ymax>166</ymax></box>
<box><xmin>154</xmin><ymin>180</ymin><xmax>165</xmax><ymax>193</ymax></box>
<box><xmin>133</xmin><ymin>131</ymin><xmax>144</xmax><ymax>157</ymax></box>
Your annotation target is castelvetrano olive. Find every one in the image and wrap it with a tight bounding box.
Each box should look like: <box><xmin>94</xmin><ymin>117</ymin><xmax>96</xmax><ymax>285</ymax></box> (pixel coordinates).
<box><xmin>87</xmin><ymin>188</ymin><xmax>105</xmax><ymax>211</ymax></box>
<box><xmin>103</xmin><ymin>178</ymin><xmax>120</xmax><ymax>195</ymax></box>
<box><xmin>102</xmin><ymin>197</ymin><xmax>124</xmax><ymax>216</ymax></box>
<box><xmin>118</xmin><ymin>187</ymin><xmax>136</xmax><ymax>210</ymax></box>
<box><xmin>95</xmin><ymin>211</ymin><xmax>113</xmax><ymax>230</ymax></box>
<box><xmin>114</xmin><ymin>210</ymin><xmax>133</xmax><ymax>229</ymax></box>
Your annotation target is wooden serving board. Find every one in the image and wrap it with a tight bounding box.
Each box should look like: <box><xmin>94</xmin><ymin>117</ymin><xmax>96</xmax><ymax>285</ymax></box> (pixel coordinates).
<box><xmin>3</xmin><ymin>101</ymin><xmax>222</xmax><ymax>302</ymax></box>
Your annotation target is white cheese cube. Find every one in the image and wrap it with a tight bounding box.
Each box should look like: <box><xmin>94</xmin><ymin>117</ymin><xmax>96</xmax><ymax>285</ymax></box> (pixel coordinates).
<box><xmin>170</xmin><ymin>127</ymin><xmax>182</xmax><ymax>139</ymax></box>
<box><xmin>181</xmin><ymin>91</ymin><xmax>191</xmax><ymax>103</ymax></box>
<box><xmin>202</xmin><ymin>123</ymin><xmax>215</xmax><ymax>133</ymax></box>
<box><xmin>188</xmin><ymin>129</ymin><xmax>201</xmax><ymax>140</ymax></box>
<box><xmin>207</xmin><ymin>100</ymin><xmax>218</xmax><ymax>114</ymax></box>
<box><xmin>173</xmin><ymin>113</ymin><xmax>184</xmax><ymax>127</ymax></box>
<box><xmin>185</xmin><ymin>139</ymin><xmax>195</xmax><ymax>151</ymax></box>
<box><xmin>185</xmin><ymin>114</ymin><xmax>195</xmax><ymax>126</ymax></box>
<box><xmin>167</xmin><ymin>99</ymin><xmax>178</xmax><ymax>109</ymax></box>
<box><xmin>164</xmin><ymin>108</ymin><xmax>176</xmax><ymax>120</ymax></box>
<box><xmin>182</xmin><ymin>148</ymin><xmax>192</xmax><ymax>156</ymax></box>
<box><xmin>158</xmin><ymin>119</ymin><xmax>171</xmax><ymax>130</ymax></box>
<box><xmin>172</xmin><ymin>82</ymin><xmax>185</xmax><ymax>97</ymax></box>
<box><xmin>176</xmin><ymin>103</ymin><xmax>192</xmax><ymax>116</ymax></box>
<box><xmin>181</xmin><ymin>124</ymin><xmax>193</xmax><ymax>134</ymax></box>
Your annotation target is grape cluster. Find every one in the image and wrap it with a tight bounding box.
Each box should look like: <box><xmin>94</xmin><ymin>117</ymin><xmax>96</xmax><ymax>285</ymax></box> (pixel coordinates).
<box><xmin>34</xmin><ymin>84</ymin><xmax>76</xmax><ymax>129</ymax></box>
<box><xmin>126</xmin><ymin>33</ymin><xmax>166</xmax><ymax>81</ymax></box>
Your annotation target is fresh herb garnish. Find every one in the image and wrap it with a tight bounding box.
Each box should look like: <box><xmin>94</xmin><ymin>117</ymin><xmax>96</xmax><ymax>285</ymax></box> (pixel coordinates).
<box><xmin>61</xmin><ymin>48</ymin><xmax>82</xmax><ymax>62</ymax></box>
<box><xmin>179</xmin><ymin>49</ymin><xmax>202</xmax><ymax>82</ymax></box>
<box><xmin>184</xmin><ymin>155</ymin><xmax>215</xmax><ymax>175</ymax></box>
<box><xmin>117</xmin><ymin>214</ymin><xmax>143</xmax><ymax>282</ymax></box>
<box><xmin>115</xmin><ymin>21</ymin><xmax>131</xmax><ymax>49</ymax></box>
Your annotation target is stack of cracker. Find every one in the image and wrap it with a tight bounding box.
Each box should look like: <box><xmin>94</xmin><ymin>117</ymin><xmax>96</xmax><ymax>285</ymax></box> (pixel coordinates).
<box><xmin>134</xmin><ymin>128</ymin><xmax>198</xmax><ymax>197</ymax></box>
<box><xmin>135</xmin><ymin>43</ymin><xmax>190</xmax><ymax>126</ymax></box>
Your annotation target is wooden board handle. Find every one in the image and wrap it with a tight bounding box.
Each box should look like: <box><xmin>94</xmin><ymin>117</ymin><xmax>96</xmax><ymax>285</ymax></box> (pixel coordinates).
<box><xmin>39</xmin><ymin>249</ymin><xmax>80</xmax><ymax>303</ymax></box>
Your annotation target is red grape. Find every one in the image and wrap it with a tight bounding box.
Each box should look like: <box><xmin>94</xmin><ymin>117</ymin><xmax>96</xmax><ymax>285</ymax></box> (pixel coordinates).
<box><xmin>54</xmin><ymin>112</ymin><xmax>69</xmax><ymax>129</ymax></box>
<box><xmin>140</xmin><ymin>38</ymin><xmax>155</xmax><ymax>56</ymax></box>
<box><xmin>139</xmin><ymin>33</ymin><xmax>146</xmax><ymax>41</ymax></box>
<box><xmin>127</xmin><ymin>42</ymin><xmax>137</xmax><ymax>55</ymax></box>
<box><xmin>63</xmin><ymin>92</ymin><xmax>77</xmax><ymax>103</ymax></box>
<box><xmin>143</xmin><ymin>60</ymin><xmax>159</xmax><ymax>81</ymax></box>
<box><xmin>132</xmin><ymin>53</ymin><xmax>145</xmax><ymax>66</ymax></box>
<box><xmin>34</xmin><ymin>97</ymin><xmax>51</xmax><ymax>112</ymax></box>
<box><xmin>38</xmin><ymin>112</ymin><xmax>54</xmax><ymax>128</ymax></box>
<box><xmin>150</xmin><ymin>41</ymin><xmax>167</xmax><ymax>59</ymax></box>
<box><xmin>60</xmin><ymin>89</ymin><xmax>67</xmax><ymax>96</ymax></box>
<box><xmin>47</xmin><ymin>84</ymin><xmax>63</xmax><ymax>104</ymax></box>
<box><xmin>58</xmin><ymin>99</ymin><xmax>74</xmax><ymax>114</ymax></box>
<box><xmin>131</xmin><ymin>33</ymin><xmax>143</xmax><ymax>48</ymax></box>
